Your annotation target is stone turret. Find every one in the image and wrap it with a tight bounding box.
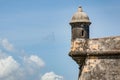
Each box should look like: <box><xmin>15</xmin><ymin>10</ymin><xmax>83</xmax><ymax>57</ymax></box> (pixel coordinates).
<box><xmin>69</xmin><ymin>7</ymin><xmax>120</xmax><ymax>80</ymax></box>
<box><xmin>70</xmin><ymin>6</ymin><xmax>91</xmax><ymax>40</ymax></box>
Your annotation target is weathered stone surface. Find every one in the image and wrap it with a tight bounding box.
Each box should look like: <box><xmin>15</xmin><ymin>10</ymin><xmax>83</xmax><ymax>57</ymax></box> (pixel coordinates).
<box><xmin>69</xmin><ymin>36</ymin><xmax>120</xmax><ymax>80</ymax></box>
<box><xmin>79</xmin><ymin>56</ymin><xmax>120</xmax><ymax>80</ymax></box>
<box><xmin>70</xmin><ymin>6</ymin><xmax>91</xmax><ymax>24</ymax></box>
<box><xmin>70</xmin><ymin>39</ymin><xmax>87</xmax><ymax>52</ymax></box>
<box><xmin>69</xmin><ymin>7</ymin><xmax>120</xmax><ymax>80</ymax></box>
<box><xmin>88</xmin><ymin>36</ymin><xmax>120</xmax><ymax>52</ymax></box>
<box><xmin>70</xmin><ymin>36</ymin><xmax>120</xmax><ymax>56</ymax></box>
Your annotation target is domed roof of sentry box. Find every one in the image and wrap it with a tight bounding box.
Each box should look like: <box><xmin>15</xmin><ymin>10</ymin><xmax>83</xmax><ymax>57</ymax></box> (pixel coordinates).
<box><xmin>70</xmin><ymin>6</ymin><xmax>91</xmax><ymax>24</ymax></box>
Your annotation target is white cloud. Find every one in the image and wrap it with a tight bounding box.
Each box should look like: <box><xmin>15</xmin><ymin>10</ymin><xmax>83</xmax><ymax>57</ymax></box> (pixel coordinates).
<box><xmin>41</xmin><ymin>72</ymin><xmax>64</xmax><ymax>80</ymax></box>
<box><xmin>24</xmin><ymin>55</ymin><xmax>45</xmax><ymax>67</ymax></box>
<box><xmin>0</xmin><ymin>38</ymin><xmax>63</xmax><ymax>80</ymax></box>
<box><xmin>22</xmin><ymin>55</ymin><xmax>45</xmax><ymax>76</ymax></box>
<box><xmin>29</xmin><ymin>55</ymin><xmax>45</xmax><ymax>67</ymax></box>
<box><xmin>0</xmin><ymin>56</ymin><xmax>19</xmax><ymax>78</ymax></box>
<box><xmin>1</xmin><ymin>38</ymin><xmax>14</xmax><ymax>51</ymax></box>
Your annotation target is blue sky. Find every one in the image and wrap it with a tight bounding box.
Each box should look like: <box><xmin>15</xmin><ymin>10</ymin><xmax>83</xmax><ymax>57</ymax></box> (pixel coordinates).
<box><xmin>0</xmin><ymin>0</ymin><xmax>120</xmax><ymax>80</ymax></box>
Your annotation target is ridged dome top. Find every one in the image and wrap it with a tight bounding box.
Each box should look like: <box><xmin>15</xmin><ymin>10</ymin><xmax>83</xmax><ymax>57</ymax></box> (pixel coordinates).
<box><xmin>70</xmin><ymin>7</ymin><xmax>91</xmax><ymax>24</ymax></box>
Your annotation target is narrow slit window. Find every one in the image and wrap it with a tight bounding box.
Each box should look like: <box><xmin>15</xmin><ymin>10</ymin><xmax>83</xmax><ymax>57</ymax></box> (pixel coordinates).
<box><xmin>82</xmin><ymin>30</ymin><xmax>84</xmax><ymax>37</ymax></box>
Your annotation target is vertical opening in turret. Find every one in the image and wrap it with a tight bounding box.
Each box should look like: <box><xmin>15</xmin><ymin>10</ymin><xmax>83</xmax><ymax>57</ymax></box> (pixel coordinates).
<box><xmin>81</xmin><ymin>30</ymin><xmax>84</xmax><ymax>37</ymax></box>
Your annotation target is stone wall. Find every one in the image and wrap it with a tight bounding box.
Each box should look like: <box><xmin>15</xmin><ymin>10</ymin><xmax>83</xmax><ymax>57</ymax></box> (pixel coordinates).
<box><xmin>88</xmin><ymin>36</ymin><xmax>120</xmax><ymax>54</ymax></box>
<box><xmin>79</xmin><ymin>55</ymin><xmax>120</xmax><ymax>80</ymax></box>
<box><xmin>69</xmin><ymin>36</ymin><xmax>120</xmax><ymax>80</ymax></box>
<box><xmin>70</xmin><ymin>36</ymin><xmax>120</xmax><ymax>55</ymax></box>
